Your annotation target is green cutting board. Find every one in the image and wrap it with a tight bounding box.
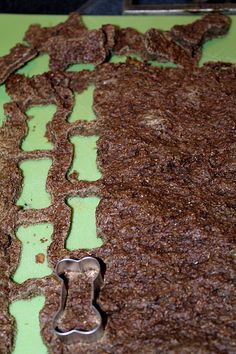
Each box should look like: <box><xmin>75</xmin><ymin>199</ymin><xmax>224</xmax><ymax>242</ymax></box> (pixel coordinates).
<box><xmin>0</xmin><ymin>14</ymin><xmax>235</xmax><ymax>354</ymax></box>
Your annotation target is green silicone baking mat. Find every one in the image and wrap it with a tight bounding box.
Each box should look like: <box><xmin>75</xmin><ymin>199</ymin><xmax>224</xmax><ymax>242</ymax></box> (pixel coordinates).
<box><xmin>0</xmin><ymin>14</ymin><xmax>235</xmax><ymax>354</ymax></box>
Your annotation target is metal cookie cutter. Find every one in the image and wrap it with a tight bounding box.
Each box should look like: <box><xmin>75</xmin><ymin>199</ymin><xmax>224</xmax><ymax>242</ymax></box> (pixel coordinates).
<box><xmin>53</xmin><ymin>257</ymin><xmax>104</xmax><ymax>344</ymax></box>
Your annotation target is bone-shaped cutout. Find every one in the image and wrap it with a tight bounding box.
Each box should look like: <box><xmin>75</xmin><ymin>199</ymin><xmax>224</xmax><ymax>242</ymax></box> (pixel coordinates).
<box><xmin>53</xmin><ymin>257</ymin><xmax>104</xmax><ymax>344</ymax></box>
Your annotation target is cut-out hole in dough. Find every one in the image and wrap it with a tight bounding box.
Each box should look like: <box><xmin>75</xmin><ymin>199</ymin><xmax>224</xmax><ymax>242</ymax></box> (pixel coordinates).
<box><xmin>69</xmin><ymin>85</ymin><xmax>96</xmax><ymax>122</ymax></box>
<box><xmin>66</xmin><ymin>197</ymin><xmax>102</xmax><ymax>251</ymax></box>
<box><xmin>68</xmin><ymin>136</ymin><xmax>101</xmax><ymax>181</ymax></box>
<box><xmin>21</xmin><ymin>105</ymin><xmax>56</xmax><ymax>151</ymax></box>
<box><xmin>17</xmin><ymin>54</ymin><xmax>50</xmax><ymax>76</ymax></box>
<box><xmin>109</xmin><ymin>54</ymin><xmax>142</xmax><ymax>63</ymax></box>
<box><xmin>9</xmin><ymin>296</ymin><xmax>47</xmax><ymax>354</ymax></box>
<box><xmin>149</xmin><ymin>61</ymin><xmax>177</xmax><ymax>68</ymax></box>
<box><xmin>109</xmin><ymin>55</ymin><xmax>177</xmax><ymax>68</ymax></box>
<box><xmin>12</xmin><ymin>223</ymin><xmax>53</xmax><ymax>284</ymax></box>
<box><xmin>66</xmin><ymin>63</ymin><xmax>95</xmax><ymax>72</ymax></box>
<box><xmin>17</xmin><ymin>159</ymin><xmax>52</xmax><ymax>209</ymax></box>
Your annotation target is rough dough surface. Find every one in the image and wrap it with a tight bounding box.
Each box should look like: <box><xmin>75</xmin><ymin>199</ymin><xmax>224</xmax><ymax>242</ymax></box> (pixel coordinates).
<box><xmin>0</xmin><ymin>12</ymin><xmax>235</xmax><ymax>354</ymax></box>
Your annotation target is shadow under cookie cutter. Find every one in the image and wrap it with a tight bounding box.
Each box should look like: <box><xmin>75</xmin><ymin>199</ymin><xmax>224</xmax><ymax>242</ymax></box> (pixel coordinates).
<box><xmin>53</xmin><ymin>257</ymin><xmax>104</xmax><ymax>344</ymax></box>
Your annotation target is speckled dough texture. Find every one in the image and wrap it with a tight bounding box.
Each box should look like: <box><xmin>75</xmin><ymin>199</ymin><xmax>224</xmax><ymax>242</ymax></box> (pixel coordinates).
<box><xmin>0</xmin><ymin>12</ymin><xmax>235</xmax><ymax>354</ymax></box>
<box><xmin>0</xmin><ymin>44</ymin><xmax>37</xmax><ymax>84</ymax></box>
<box><xmin>0</xmin><ymin>13</ymin><xmax>231</xmax><ymax>86</ymax></box>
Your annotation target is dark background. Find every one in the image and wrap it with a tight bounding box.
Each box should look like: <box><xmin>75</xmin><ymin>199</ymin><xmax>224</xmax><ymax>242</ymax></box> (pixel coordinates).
<box><xmin>0</xmin><ymin>0</ymin><xmax>207</xmax><ymax>15</ymax></box>
<box><xmin>0</xmin><ymin>0</ymin><xmax>124</xmax><ymax>14</ymax></box>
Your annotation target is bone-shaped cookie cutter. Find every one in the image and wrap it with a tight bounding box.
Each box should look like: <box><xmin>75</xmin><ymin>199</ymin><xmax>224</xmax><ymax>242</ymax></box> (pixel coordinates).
<box><xmin>53</xmin><ymin>257</ymin><xmax>104</xmax><ymax>344</ymax></box>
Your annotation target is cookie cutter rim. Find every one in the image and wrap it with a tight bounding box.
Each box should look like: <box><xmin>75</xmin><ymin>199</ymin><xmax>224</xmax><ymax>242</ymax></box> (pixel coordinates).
<box><xmin>53</xmin><ymin>256</ymin><xmax>104</xmax><ymax>344</ymax></box>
